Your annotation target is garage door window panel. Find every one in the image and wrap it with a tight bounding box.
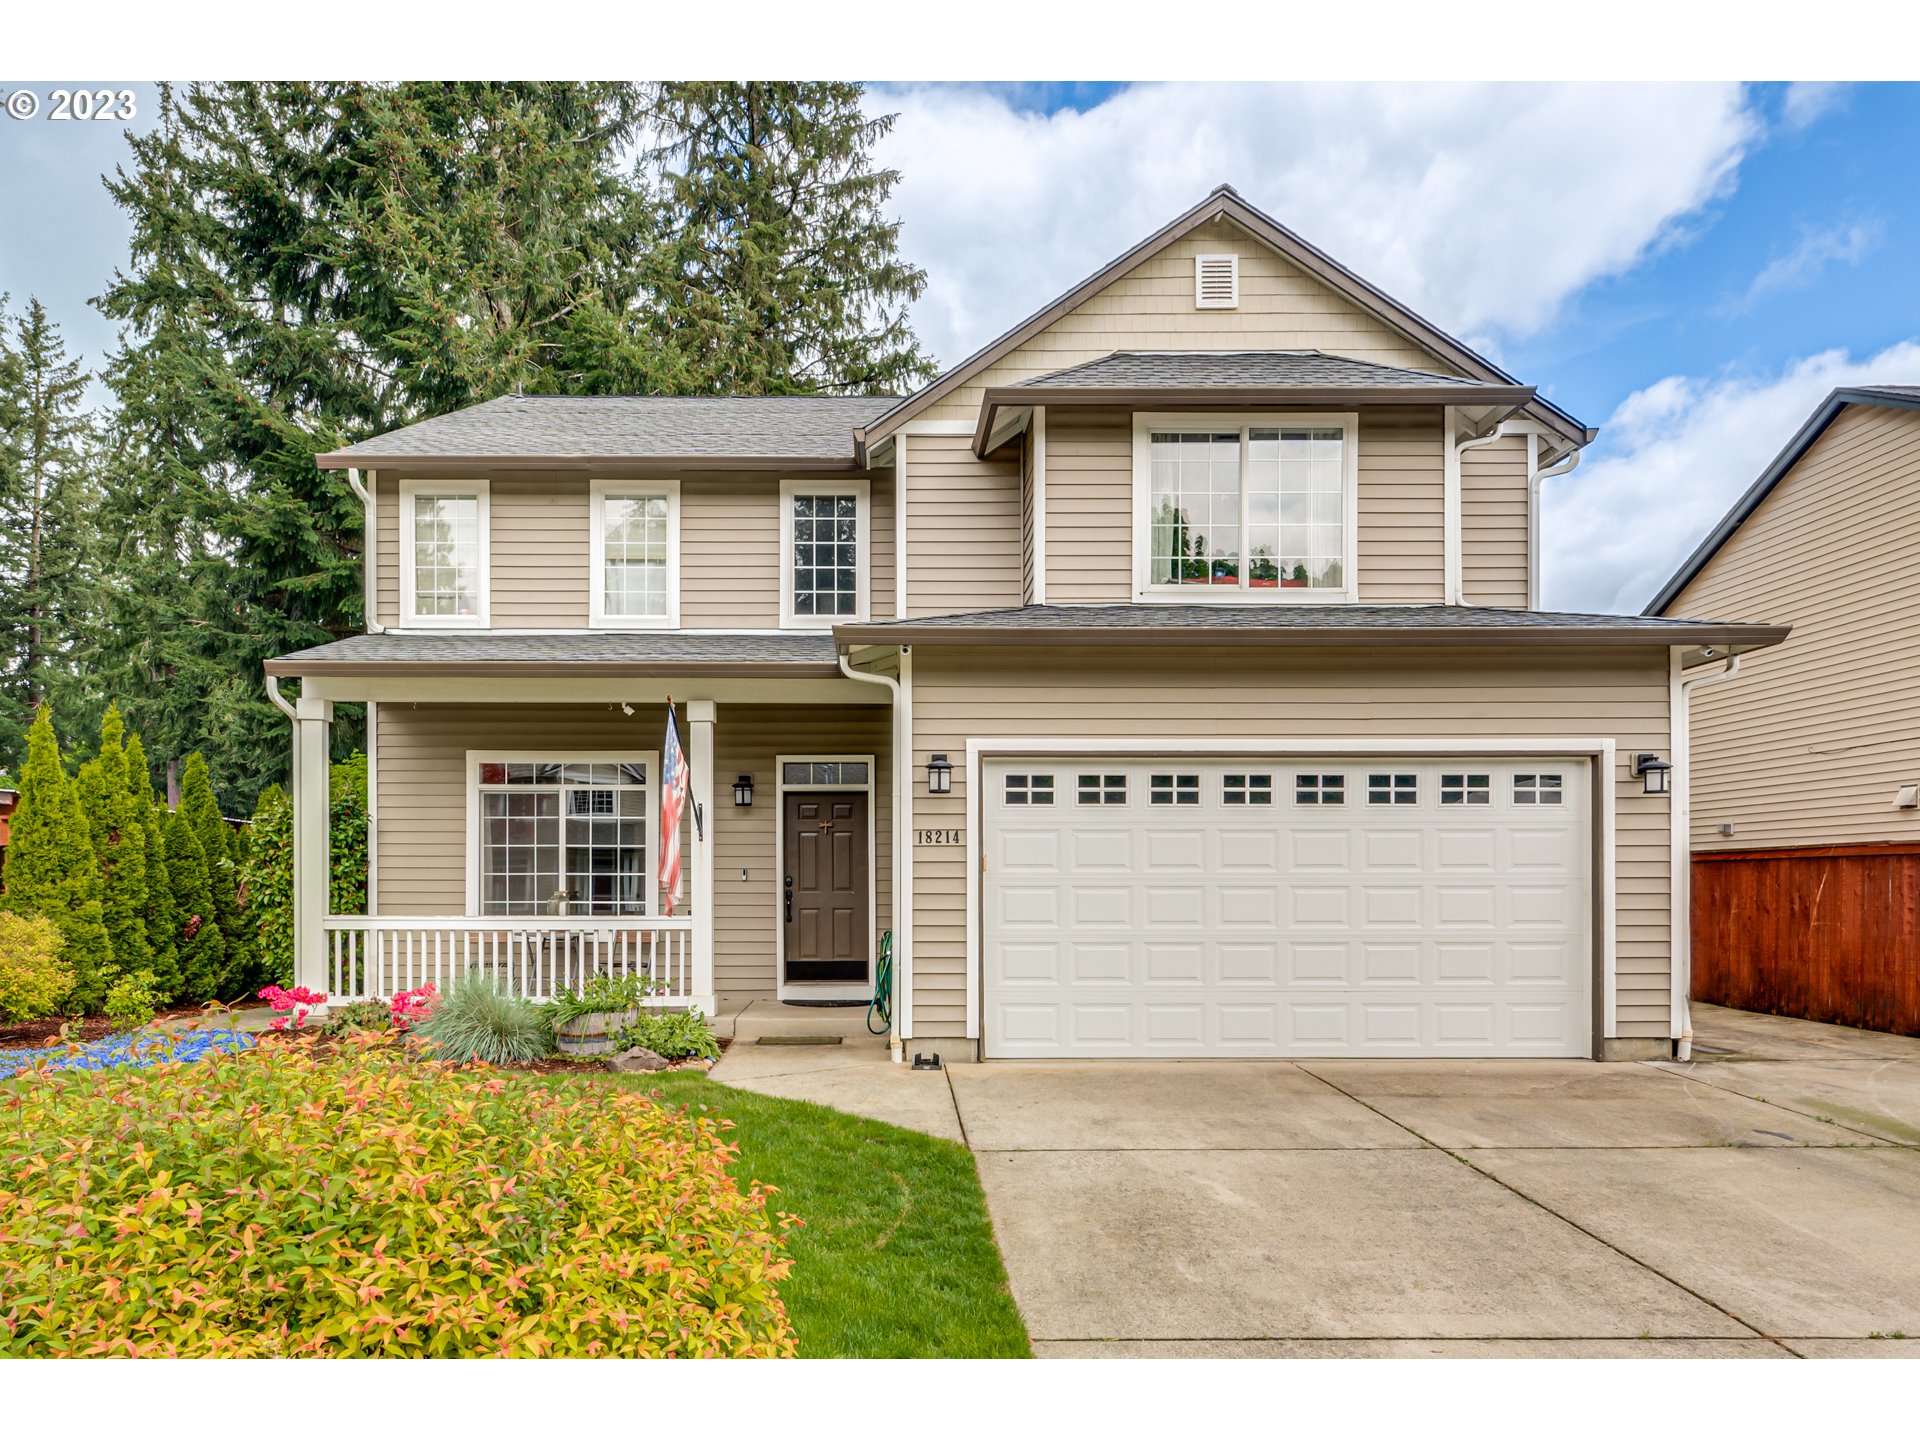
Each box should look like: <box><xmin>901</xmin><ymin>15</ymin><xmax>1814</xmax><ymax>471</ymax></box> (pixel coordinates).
<box><xmin>1149</xmin><ymin>773</ymin><xmax>1200</xmax><ymax>805</ymax></box>
<box><xmin>1441</xmin><ymin>773</ymin><xmax>1492</xmax><ymax>805</ymax></box>
<box><xmin>1078</xmin><ymin>773</ymin><xmax>1127</xmax><ymax>805</ymax></box>
<box><xmin>1368</xmin><ymin>773</ymin><xmax>1418</xmax><ymax>805</ymax></box>
<box><xmin>1514</xmin><ymin>773</ymin><xmax>1565</xmax><ymax>805</ymax></box>
<box><xmin>1004</xmin><ymin>773</ymin><xmax>1055</xmax><ymax>806</ymax></box>
<box><xmin>1295</xmin><ymin>773</ymin><xmax>1345</xmax><ymax>805</ymax></box>
<box><xmin>1223</xmin><ymin>772</ymin><xmax>1273</xmax><ymax>805</ymax></box>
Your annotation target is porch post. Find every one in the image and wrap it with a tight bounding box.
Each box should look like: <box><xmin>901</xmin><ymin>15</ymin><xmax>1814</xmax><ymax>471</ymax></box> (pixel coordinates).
<box><xmin>291</xmin><ymin>693</ymin><xmax>333</xmax><ymax>1008</ymax></box>
<box><xmin>687</xmin><ymin>699</ymin><xmax>717</xmax><ymax>1015</ymax></box>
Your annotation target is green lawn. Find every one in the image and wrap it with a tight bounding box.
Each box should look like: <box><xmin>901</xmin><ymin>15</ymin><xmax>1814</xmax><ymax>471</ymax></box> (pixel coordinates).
<box><xmin>542</xmin><ymin>1071</ymin><xmax>1032</xmax><ymax>1359</ymax></box>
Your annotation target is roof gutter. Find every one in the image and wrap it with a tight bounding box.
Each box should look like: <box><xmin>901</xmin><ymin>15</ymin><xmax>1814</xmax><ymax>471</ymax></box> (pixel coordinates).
<box><xmin>831</xmin><ymin>620</ymin><xmax>1791</xmax><ymax>652</ymax></box>
<box><xmin>263</xmin><ymin>657</ymin><xmax>848</xmax><ymax>680</ymax></box>
<box><xmin>315</xmin><ymin>453</ymin><xmax>862</xmax><ymax>474</ymax></box>
<box><xmin>973</xmin><ymin>384</ymin><xmax>1534</xmax><ymax>458</ymax></box>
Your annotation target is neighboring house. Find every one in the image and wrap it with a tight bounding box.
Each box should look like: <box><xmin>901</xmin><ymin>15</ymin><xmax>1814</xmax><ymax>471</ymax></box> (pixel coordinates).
<box><xmin>268</xmin><ymin>185</ymin><xmax>1784</xmax><ymax>1062</ymax></box>
<box><xmin>1647</xmin><ymin>386</ymin><xmax>1920</xmax><ymax>1037</ymax></box>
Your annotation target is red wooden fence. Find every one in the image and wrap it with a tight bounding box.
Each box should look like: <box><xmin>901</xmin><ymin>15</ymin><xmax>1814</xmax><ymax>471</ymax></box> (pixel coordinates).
<box><xmin>1692</xmin><ymin>843</ymin><xmax>1920</xmax><ymax>1037</ymax></box>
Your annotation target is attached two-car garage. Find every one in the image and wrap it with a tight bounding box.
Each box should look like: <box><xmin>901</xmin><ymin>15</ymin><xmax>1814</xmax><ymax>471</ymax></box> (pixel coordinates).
<box><xmin>981</xmin><ymin>755</ymin><xmax>1594</xmax><ymax>1059</ymax></box>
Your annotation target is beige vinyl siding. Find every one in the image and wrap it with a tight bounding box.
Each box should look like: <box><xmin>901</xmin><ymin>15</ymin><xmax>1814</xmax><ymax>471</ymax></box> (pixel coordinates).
<box><xmin>1355</xmin><ymin>410</ymin><xmax>1445</xmax><ymax>603</ymax></box>
<box><xmin>372</xmin><ymin>467</ymin><xmax>892</xmax><ymax>632</ymax></box>
<box><xmin>1019</xmin><ymin>426</ymin><xmax>1037</xmax><ymax>604</ymax></box>
<box><xmin>904</xmin><ymin>433</ymin><xmax>1022</xmax><ymax>616</ymax></box>
<box><xmin>1045</xmin><ymin>407</ymin><xmax>1133</xmax><ymax>602</ymax></box>
<box><xmin>1461</xmin><ymin>433</ymin><xmax>1531</xmax><ymax>608</ymax></box>
<box><xmin>907</xmin><ymin>646</ymin><xmax>1673</xmax><ymax>1040</ymax></box>
<box><xmin>1670</xmin><ymin>403</ymin><xmax>1920</xmax><ymax>852</ymax></box>
<box><xmin>373</xmin><ymin>699</ymin><xmax>892</xmax><ymax>1007</ymax></box>
<box><xmin>922</xmin><ymin>219</ymin><xmax>1459</xmax><ymax>424</ymax></box>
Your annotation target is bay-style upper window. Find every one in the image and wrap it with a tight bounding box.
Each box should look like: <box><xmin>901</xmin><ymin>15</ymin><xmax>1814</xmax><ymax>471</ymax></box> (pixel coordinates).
<box><xmin>781</xmin><ymin>477</ymin><xmax>869</xmax><ymax>627</ymax></box>
<box><xmin>1132</xmin><ymin>413</ymin><xmax>1357</xmax><ymax>602</ymax></box>
<box><xmin>591</xmin><ymin>479</ymin><xmax>680</xmax><ymax>628</ymax></box>
<box><xmin>401</xmin><ymin>480</ymin><xmax>489</xmax><ymax>627</ymax></box>
<box><xmin>472</xmin><ymin>757</ymin><xmax>651</xmax><ymax>916</ymax></box>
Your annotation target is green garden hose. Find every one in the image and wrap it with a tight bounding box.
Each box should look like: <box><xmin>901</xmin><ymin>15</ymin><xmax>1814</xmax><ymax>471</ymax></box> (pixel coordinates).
<box><xmin>867</xmin><ymin>930</ymin><xmax>893</xmax><ymax>1035</ymax></box>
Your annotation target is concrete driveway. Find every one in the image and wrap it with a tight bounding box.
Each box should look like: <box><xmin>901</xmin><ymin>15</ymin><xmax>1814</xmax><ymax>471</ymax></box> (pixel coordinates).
<box><xmin>947</xmin><ymin>1005</ymin><xmax>1920</xmax><ymax>1358</ymax></box>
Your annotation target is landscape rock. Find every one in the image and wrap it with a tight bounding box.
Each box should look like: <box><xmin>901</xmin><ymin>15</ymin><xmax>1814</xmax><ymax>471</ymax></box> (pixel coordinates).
<box><xmin>610</xmin><ymin>1046</ymin><xmax>669</xmax><ymax>1073</ymax></box>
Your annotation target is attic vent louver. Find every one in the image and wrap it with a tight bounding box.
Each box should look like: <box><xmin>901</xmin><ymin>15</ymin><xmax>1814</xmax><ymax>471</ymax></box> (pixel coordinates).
<box><xmin>1195</xmin><ymin>253</ymin><xmax>1239</xmax><ymax>310</ymax></box>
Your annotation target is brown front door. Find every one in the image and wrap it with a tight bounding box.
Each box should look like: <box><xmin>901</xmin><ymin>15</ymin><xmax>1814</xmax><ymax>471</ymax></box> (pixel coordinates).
<box><xmin>784</xmin><ymin>791</ymin><xmax>870</xmax><ymax>983</ymax></box>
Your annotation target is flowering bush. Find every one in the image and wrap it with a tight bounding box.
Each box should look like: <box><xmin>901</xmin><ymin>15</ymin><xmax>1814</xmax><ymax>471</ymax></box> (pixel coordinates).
<box><xmin>258</xmin><ymin>983</ymin><xmax>328</xmax><ymax>1031</ymax></box>
<box><xmin>0</xmin><ymin>1037</ymin><xmax>797</xmax><ymax>1357</ymax></box>
<box><xmin>388</xmin><ymin>983</ymin><xmax>438</xmax><ymax>1032</ymax></box>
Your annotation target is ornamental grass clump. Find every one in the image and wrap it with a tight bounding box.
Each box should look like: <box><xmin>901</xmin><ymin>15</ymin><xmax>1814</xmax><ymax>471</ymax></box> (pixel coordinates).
<box><xmin>418</xmin><ymin>980</ymin><xmax>553</xmax><ymax>1065</ymax></box>
<box><xmin>0</xmin><ymin>1036</ymin><xmax>798</xmax><ymax>1357</ymax></box>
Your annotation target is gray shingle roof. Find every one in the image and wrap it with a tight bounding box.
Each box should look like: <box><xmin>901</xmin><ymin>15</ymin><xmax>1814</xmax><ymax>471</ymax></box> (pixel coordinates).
<box><xmin>267</xmin><ymin>630</ymin><xmax>842</xmax><ymax>676</ymax></box>
<box><xmin>318</xmin><ymin>394</ymin><xmax>898</xmax><ymax>467</ymax></box>
<box><xmin>836</xmin><ymin>604</ymin><xmax>1788</xmax><ymax>651</ymax></box>
<box><xmin>1011</xmin><ymin>351</ymin><xmax>1495</xmax><ymax>390</ymax></box>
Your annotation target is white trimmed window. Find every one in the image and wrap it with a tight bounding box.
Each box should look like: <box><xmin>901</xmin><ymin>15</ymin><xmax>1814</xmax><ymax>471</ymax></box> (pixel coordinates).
<box><xmin>401</xmin><ymin>480</ymin><xmax>489</xmax><ymax>626</ymax></box>
<box><xmin>473</xmin><ymin>757</ymin><xmax>651</xmax><ymax>916</ymax></box>
<box><xmin>781</xmin><ymin>478</ymin><xmax>869</xmax><ymax>627</ymax></box>
<box><xmin>1132</xmin><ymin>413</ymin><xmax>1357</xmax><ymax>603</ymax></box>
<box><xmin>591</xmin><ymin>480</ymin><xmax>679</xmax><ymax>628</ymax></box>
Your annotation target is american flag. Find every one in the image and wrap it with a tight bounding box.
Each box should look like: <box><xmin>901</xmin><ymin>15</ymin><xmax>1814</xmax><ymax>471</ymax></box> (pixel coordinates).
<box><xmin>659</xmin><ymin>700</ymin><xmax>688</xmax><ymax>915</ymax></box>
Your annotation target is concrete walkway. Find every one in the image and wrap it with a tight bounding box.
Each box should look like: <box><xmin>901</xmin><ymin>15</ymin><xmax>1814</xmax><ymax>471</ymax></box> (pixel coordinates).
<box><xmin>710</xmin><ymin>1002</ymin><xmax>1920</xmax><ymax>1358</ymax></box>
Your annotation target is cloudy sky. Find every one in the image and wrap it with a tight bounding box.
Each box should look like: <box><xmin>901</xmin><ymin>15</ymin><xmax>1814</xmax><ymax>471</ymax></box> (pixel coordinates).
<box><xmin>4</xmin><ymin>80</ymin><xmax>1918</xmax><ymax>613</ymax></box>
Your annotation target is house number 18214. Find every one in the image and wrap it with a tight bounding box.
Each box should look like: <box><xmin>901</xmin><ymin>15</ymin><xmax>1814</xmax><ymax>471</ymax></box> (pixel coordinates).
<box><xmin>915</xmin><ymin>828</ymin><xmax>962</xmax><ymax>846</ymax></box>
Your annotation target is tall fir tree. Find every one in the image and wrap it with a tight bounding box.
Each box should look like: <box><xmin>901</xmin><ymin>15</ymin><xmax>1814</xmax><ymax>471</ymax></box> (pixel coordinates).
<box><xmin>93</xmin><ymin>82</ymin><xmax>684</xmax><ymax>810</ymax></box>
<box><xmin>178</xmin><ymin>752</ymin><xmax>238</xmax><ymax>982</ymax></box>
<box><xmin>0</xmin><ymin>298</ymin><xmax>102</xmax><ymax>769</ymax></box>
<box><xmin>1</xmin><ymin>707</ymin><xmax>114</xmax><ymax>1009</ymax></box>
<box><xmin>643</xmin><ymin>83</ymin><xmax>936</xmax><ymax>394</ymax></box>
<box><xmin>75</xmin><ymin>706</ymin><xmax>151</xmax><ymax>983</ymax></box>
<box><xmin>123</xmin><ymin>729</ymin><xmax>182</xmax><ymax>999</ymax></box>
<box><xmin>162</xmin><ymin>806</ymin><xmax>224</xmax><ymax>1002</ymax></box>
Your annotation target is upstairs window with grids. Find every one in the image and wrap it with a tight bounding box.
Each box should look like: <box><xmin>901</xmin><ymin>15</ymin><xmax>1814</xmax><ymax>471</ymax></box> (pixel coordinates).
<box><xmin>476</xmin><ymin>760</ymin><xmax>649</xmax><ymax>916</ymax></box>
<box><xmin>784</xmin><ymin>485</ymin><xmax>866</xmax><ymax>624</ymax></box>
<box><xmin>403</xmin><ymin>482</ymin><xmax>487</xmax><ymax>625</ymax></box>
<box><xmin>593</xmin><ymin>482</ymin><xmax>677</xmax><ymax>626</ymax></box>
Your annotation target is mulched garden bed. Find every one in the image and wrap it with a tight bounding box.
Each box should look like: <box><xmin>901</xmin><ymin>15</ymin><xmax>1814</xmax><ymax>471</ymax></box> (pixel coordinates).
<box><xmin>0</xmin><ymin>1003</ymin><xmax>210</xmax><ymax>1050</ymax></box>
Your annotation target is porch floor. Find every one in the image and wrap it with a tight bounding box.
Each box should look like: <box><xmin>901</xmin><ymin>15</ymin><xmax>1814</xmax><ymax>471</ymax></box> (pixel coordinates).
<box><xmin>707</xmin><ymin>1001</ymin><xmax>964</xmax><ymax>1142</ymax></box>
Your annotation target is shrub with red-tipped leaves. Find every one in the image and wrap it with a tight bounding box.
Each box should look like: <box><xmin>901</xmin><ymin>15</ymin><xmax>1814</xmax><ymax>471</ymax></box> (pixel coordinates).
<box><xmin>0</xmin><ymin>1036</ymin><xmax>797</xmax><ymax>1357</ymax></box>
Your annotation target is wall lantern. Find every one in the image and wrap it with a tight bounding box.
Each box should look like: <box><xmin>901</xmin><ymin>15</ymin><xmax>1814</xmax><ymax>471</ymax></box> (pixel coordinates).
<box><xmin>926</xmin><ymin>754</ymin><xmax>953</xmax><ymax>795</ymax></box>
<box><xmin>1633</xmin><ymin>753</ymin><xmax>1672</xmax><ymax>796</ymax></box>
<box><xmin>733</xmin><ymin>774</ymin><xmax>754</xmax><ymax>808</ymax></box>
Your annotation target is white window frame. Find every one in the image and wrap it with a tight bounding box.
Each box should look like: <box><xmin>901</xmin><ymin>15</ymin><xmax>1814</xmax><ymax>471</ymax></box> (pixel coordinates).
<box><xmin>464</xmin><ymin>750</ymin><xmax>658</xmax><ymax>916</ymax></box>
<box><xmin>1131</xmin><ymin>412</ymin><xmax>1359</xmax><ymax>605</ymax></box>
<box><xmin>400</xmin><ymin>478</ymin><xmax>490</xmax><ymax>629</ymax></box>
<box><xmin>779</xmin><ymin>477</ymin><xmax>871</xmax><ymax>629</ymax></box>
<box><xmin>589</xmin><ymin>478</ymin><xmax>681</xmax><ymax>629</ymax></box>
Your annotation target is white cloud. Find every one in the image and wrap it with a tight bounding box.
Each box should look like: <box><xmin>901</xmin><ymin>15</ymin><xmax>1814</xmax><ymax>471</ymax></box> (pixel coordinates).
<box><xmin>868</xmin><ymin>82</ymin><xmax>1758</xmax><ymax>367</ymax></box>
<box><xmin>1780</xmin><ymin>81</ymin><xmax>1848</xmax><ymax>132</ymax></box>
<box><xmin>1728</xmin><ymin>217</ymin><xmax>1883</xmax><ymax>311</ymax></box>
<box><xmin>1543</xmin><ymin>341</ymin><xmax>1920</xmax><ymax>614</ymax></box>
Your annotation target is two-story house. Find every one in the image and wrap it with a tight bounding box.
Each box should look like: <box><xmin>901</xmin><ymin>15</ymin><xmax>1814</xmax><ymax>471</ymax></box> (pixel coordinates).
<box><xmin>267</xmin><ymin>186</ymin><xmax>1785</xmax><ymax>1062</ymax></box>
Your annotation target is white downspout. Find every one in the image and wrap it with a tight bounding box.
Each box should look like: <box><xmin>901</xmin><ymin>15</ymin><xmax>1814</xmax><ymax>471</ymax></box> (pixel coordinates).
<box><xmin>1672</xmin><ymin>651</ymin><xmax>1742</xmax><ymax>1061</ymax></box>
<box><xmin>1448</xmin><ymin>421</ymin><xmax>1506</xmax><ymax>605</ymax></box>
<box><xmin>838</xmin><ymin>649</ymin><xmax>908</xmax><ymax>1063</ymax></box>
<box><xmin>894</xmin><ymin>440</ymin><xmax>909</xmax><ymax>620</ymax></box>
<box><xmin>1530</xmin><ymin>446</ymin><xmax>1581</xmax><ymax>610</ymax></box>
<box><xmin>265</xmin><ymin>674</ymin><xmax>298</xmax><ymax>722</ymax></box>
<box><xmin>345</xmin><ymin>467</ymin><xmax>385</xmax><ymax>635</ymax></box>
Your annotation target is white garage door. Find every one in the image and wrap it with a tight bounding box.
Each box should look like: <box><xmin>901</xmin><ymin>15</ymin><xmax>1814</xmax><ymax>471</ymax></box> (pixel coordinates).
<box><xmin>983</xmin><ymin>757</ymin><xmax>1592</xmax><ymax>1059</ymax></box>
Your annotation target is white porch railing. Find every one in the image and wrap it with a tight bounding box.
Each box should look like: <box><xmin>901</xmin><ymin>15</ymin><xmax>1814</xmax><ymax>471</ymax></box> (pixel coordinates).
<box><xmin>321</xmin><ymin>916</ymin><xmax>697</xmax><ymax>1007</ymax></box>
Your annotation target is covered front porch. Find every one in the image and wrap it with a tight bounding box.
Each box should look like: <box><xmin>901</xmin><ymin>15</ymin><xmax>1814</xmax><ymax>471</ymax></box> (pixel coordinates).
<box><xmin>264</xmin><ymin>634</ymin><xmax>901</xmax><ymax>1027</ymax></box>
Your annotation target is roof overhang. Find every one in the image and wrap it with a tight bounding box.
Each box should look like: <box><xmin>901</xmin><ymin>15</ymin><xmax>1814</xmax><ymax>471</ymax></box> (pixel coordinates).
<box><xmin>265</xmin><ymin>655</ymin><xmax>845</xmax><ymax>679</ymax></box>
<box><xmin>314</xmin><ymin>452</ymin><xmax>861</xmax><ymax>474</ymax></box>
<box><xmin>973</xmin><ymin>383</ymin><xmax>1535</xmax><ymax>457</ymax></box>
<box><xmin>836</xmin><ymin>616</ymin><xmax>1789</xmax><ymax>653</ymax></box>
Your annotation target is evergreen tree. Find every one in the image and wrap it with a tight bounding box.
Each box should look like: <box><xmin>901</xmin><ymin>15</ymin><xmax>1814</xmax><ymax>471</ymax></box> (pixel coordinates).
<box><xmin>75</xmin><ymin>706</ymin><xmax>151</xmax><ymax>982</ymax></box>
<box><xmin>124</xmin><ymin>729</ymin><xmax>182</xmax><ymax>999</ymax></box>
<box><xmin>178</xmin><ymin>752</ymin><xmax>237</xmax><ymax>972</ymax></box>
<box><xmin>0</xmin><ymin>298</ymin><xmax>102</xmax><ymax>768</ymax></box>
<box><xmin>163</xmin><ymin>807</ymin><xmax>224</xmax><ymax>1002</ymax></box>
<box><xmin>1</xmin><ymin>707</ymin><xmax>114</xmax><ymax>1009</ymax></box>
<box><xmin>643</xmin><ymin>83</ymin><xmax>936</xmax><ymax>394</ymax></box>
<box><xmin>93</xmin><ymin>83</ymin><xmax>683</xmax><ymax>809</ymax></box>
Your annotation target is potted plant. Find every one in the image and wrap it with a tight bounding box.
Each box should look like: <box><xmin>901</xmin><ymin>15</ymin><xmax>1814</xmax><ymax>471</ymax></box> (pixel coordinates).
<box><xmin>550</xmin><ymin>973</ymin><xmax>656</xmax><ymax>1056</ymax></box>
